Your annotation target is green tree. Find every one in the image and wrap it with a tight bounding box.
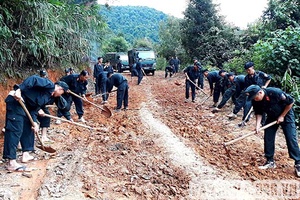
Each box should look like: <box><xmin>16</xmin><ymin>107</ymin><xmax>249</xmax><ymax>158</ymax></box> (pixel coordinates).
<box><xmin>157</xmin><ymin>17</ymin><xmax>186</xmax><ymax>61</ymax></box>
<box><xmin>180</xmin><ymin>0</ymin><xmax>239</xmax><ymax>67</ymax></box>
<box><xmin>102</xmin><ymin>36</ymin><xmax>129</xmax><ymax>53</ymax></box>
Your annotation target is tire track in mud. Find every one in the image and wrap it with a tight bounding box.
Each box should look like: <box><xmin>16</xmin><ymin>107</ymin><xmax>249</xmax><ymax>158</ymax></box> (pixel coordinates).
<box><xmin>140</xmin><ymin>85</ymin><xmax>271</xmax><ymax>199</ymax></box>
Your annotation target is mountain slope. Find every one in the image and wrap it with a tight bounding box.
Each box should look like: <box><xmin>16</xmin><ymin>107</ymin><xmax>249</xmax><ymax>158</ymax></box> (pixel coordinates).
<box><xmin>100</xmin><ymin>5</ymin><xmax>168</xmax><ymax>44</ymax></box>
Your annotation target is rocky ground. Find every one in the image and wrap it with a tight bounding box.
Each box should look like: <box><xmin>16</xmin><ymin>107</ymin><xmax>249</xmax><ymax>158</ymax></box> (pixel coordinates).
<box><xmin>0</xmin><ymin>70</ymin><xmax>299</xmax><ymax>200</ymax></box>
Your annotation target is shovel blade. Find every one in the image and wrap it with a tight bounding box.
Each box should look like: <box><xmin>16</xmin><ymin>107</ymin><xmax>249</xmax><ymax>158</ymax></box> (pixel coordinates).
<box><xmin>36</xmin><ymin>145</ymin><xmax>56</xmax><ymax>153</ymax></box>
<box><xmin>101</xmin><ymin>105</ymin><xmax>112</xmax><ymax>118</ymax></box>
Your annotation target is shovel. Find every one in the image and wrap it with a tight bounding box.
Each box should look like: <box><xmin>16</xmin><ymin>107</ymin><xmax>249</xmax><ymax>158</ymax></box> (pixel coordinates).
<box><xmin>68</xmin><ymin>90</ymin><xmax>112</xmax><ymax>118</ymax></box>
<box><xmin>18</xmin><ymin>100</ymin><xmax>56</xmax><ymax>153</ymax></box>
<box><xmin>223</xmin><ymin>121</ymin><xmax>277</xmax><ymax>158</ymax></box>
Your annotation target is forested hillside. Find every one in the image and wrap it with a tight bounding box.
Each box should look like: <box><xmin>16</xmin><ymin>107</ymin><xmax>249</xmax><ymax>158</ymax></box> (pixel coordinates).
<box><xmin>100</xmin><ymin>5</ymin><xmax>168</xmax><ymax>44</ymax></box>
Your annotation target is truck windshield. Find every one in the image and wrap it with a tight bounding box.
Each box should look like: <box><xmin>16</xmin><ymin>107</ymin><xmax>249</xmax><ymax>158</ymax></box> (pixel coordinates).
<box><xmin>138</xmin><ymin>51</ymin><xmax>155</xmax><ymax>60</ymax></box>
<box><xmin>119</xmin><ymin>55</ymin><xmax>128</xmax><ymax>62</ymax></box>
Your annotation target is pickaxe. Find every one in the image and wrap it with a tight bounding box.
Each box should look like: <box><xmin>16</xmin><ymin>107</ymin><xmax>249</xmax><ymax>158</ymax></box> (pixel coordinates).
<box><xmin>223</xmin><ymin>121</ymin><xmax>277</xmax><ymax>158</ymax></box>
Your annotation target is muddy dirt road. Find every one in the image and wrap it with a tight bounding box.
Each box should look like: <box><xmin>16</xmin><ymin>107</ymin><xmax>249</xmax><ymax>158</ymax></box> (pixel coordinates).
<box><xmin>0</xmin><ymin>70</ymin><xmax>299</xmax><ymax>200</ymax></box>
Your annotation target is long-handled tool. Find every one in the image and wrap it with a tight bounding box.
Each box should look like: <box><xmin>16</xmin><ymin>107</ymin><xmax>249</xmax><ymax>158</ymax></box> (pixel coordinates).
<box><xmin>223</xmin><ymin>121</ymin><xmax>277</xmax><ymax>158</ymax></box>
<box><xmin>187</xmin><ymin>78</ymin><xmax>208</xmax><ymax>96</ymax></box>
<box><xmin>18</xmin><ymin>100</ymin><xmax>56</xmax><ymax>153</ymax></box>
<box><xmin>68</xmin><ymin>90</ymin><xmax>112</xmax><ymax>118</ymax></box>
<box><xmin>238</xmin><ymin>106</ymin><xmax>253</xmax><ymax>127</ymax></box>
<box><xmin>42</xmin><ymin>113</ymin><xmax>94</xmax><ymax>130</ymax></box>
<box><xmin>93</xmin><ymin>89</ymin><xmax>117</xmax><ymax>98</ymax></box>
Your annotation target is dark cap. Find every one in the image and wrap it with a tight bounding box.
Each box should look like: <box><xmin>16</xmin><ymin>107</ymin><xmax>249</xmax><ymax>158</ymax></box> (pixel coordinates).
<box><xmin>40</xmin><ymin>70</ymin><xmax>47</xmax><ymax>77</ymax></box>
<box><xmin>244</xmin><ymin>85</ymin><xmax>261</xmax><ymax>99</ymax></box>
<box><xmin>194</xmin><ymin>62</ymin><xmax>201</xmax><ymax>67</ymax></box>
<box><xmin>55</xmin><ymin>81</ymin><xmax>69</xmax><ymax>92</ymax></box>
<box><xmin>202</xmin><ymin>68</ymin><xmax>208</xmax><ymax>73</ymax></box>
<box><xmin>227</xmin><ymin>72</ymin><xmax>235</xmax><ymax>77</ymax></box>
<box><xmin>218</xmin><ymin>69</ymin><xmax>226</xmax><ymax>76</ymax></box>
<box><xmin>244</xmin><ymin>62</ymin><xmax>254</xmax><ymax>69</ymax></box>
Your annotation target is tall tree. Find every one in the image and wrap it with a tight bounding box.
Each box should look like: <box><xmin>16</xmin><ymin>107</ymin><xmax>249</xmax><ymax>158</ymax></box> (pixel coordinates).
<box><xmin>158</xmin><ymin>17</ymin><xmax>186</xmax><ymax>61</ymax></box>
<box><xmin>180</xmin><ymin>0</ymin><xmax>238</xmax><ymax>67</ymax></box>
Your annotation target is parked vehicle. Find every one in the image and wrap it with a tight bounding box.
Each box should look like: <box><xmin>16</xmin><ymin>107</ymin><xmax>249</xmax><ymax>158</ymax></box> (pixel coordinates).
<box><xmin>104</xmin><ymin>52</ymin><xmax>129</xmax><ymax>72</ymax></box>
<box><xmin>128</xmin><ymin>47</ymin><xmax>156</xmax><ymax>75</ymax></box>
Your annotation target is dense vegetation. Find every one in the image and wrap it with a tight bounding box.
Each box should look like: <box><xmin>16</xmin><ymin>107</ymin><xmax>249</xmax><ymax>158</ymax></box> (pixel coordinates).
<box><xmin>100</xmin><ymin>5</ymin><xmax>167</xmax><ymax>44</ymax></box>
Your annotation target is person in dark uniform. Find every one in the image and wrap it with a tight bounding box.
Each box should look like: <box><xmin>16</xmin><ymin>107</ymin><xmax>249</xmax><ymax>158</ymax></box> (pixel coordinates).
<box><xmin>107</xmin><ymin>72</ymin><xmax>129</xmax><ymax>112</ymax></box>
<box><xmin>60</xmin><ymin>70</ymin><xmax>89</xmax><ymax>122</ymax></box>
<box><xmin>203</xmin><ymin>69</ymin><xmax>222</xmax><ymax>107</ymax></box>
<box><xmin>100</xmin><ymin>60</ymin><xmax>114</xmax><ymax>104</ymax></box>
<box><xmin>227</xmin><ymin>62</ymin><xmax>271</xmax><ymax>120</ymax></box>
<box><xmin>244</xmin><ymin>85</ymin><xmax>300</xmax><ymax>177</ymax></box>
<box><xmin>2</xmin><ymin>75</ymin><xmax>68</xmax><ymax>171</ymax></box>
<box><xmin>168</xmin><ymin>56</ymin><xmax>175</xmax><ymax>73</ymax></box>
<box><xmin>116</xmin><ymin>56</ymin><xmax>122</xmax><ymax>73</ymax></box>
<box><xmin>174</xmin><ymin>56</ymin><xmax>180</xmax><ymax>74</ymax></box>
<box><xmin>93</xmin><ymin>57</ymin><xmax>104</xmax><ymax>95</ymax></box>
<box><xmin>212</xmin><ymin>73</ymin><xmax>245</xmax><ymax>113</ymax></box>
<box><xmin>165</xmin><ymin>64</ymin><xmax>174</xmax><ymax>78</ymax></box>
<box><xmin>183</xmin><ymin>62</ymin><xmax>201</xmax><ymax>103</ymax></box>
<box><xmin>136</xmin><ymin>58</ymin><xmax>143</xmax><ymax>85</ymax></box>
<box><xmin>37</xmin><ymin>70</ymin><xmax>52</xmax><ymax>143</ymax></box>
<box><xmin>197</xmin><ymin>63</ymin><xmax>204</xmax><ymax>89</ymax></box>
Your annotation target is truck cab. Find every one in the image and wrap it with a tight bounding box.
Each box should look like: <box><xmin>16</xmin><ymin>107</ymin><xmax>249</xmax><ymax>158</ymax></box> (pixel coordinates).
<box><xmin>128</xmin><ymin>47</ymin><xmax>156</xmax><ymax>75</ymax></box>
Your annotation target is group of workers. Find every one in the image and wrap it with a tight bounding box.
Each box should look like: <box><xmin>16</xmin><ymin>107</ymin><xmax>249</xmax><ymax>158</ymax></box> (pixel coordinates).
<box><xmin>2</xmin><ymin>57</ymin><xmax>129</xmax><ymax>172</ymax></box>
<box><xmin>183</xmin><ymin>59</ymin><xmax>300</xmax><ymax>177</ymax></box>
<box><xmin>1</xmin><ymin>56</ymin><xmax>299</xmax><ymax>178</ymax></box>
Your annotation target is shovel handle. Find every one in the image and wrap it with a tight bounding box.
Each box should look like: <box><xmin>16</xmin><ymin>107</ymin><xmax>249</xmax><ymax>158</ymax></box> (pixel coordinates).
<box><xmin>187</xmin><ymin>79</ymin><xmax>208</xmax><ymax>96</ymax></box>
<box><xmin>68</xmin><ymin>90</ymin><xmax>106</xmax><ymax>111</ymax></box>
<box><xmin>18</xmin><ymin>99</ymin><xmax>45</xmax><ymax>149</ymax></box>
<box><xmin>224</xmin><ymin>121</ymin><xmax>277</xmax><ymax>146</ymax></box>
<box><xmin>42</xmin><ymin>113</ymin><xmax>93</xmax><ymax>129</ymax></box>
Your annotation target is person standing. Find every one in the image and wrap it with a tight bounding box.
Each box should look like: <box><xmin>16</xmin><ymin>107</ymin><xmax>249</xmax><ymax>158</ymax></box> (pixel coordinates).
<box><xmin>2</xmin><ymin>75</ymin><xmax>68</xmax><ymax>171</ymax></box>
<box><xmin>107</xmin><ymin>72</ymin><xmax>129</xmax><ymax>112</ymax></box>
<box><xmin>60</xmin><ymin>70</ymin><xmax>89</xmax><ymax>122</ymax></box>
<box><xmin>227</xmin><ymin>62</ymin><xmax>271</xmax><ymax>120</ymax></box>
<box><xmin>93</xmin><ymin>57</ymin><xmax>104</xmax><ymax>95</ymax></box>
<box><xmin>174</xmin><ymin>56</ymin><xmax>180</xmax><ymax>74</ymax></box>
<box><xmin>136</xmin><ymin>58</ymin><xmax>143</xmax><ymax>85</ymax></box>
<box><xmin>183</xmin><ymin>62</ymin><xmax>201</xmax><ymax>103</ymax></box>
<box><xmin>244</xmin><ymin>85</ymin><xmax>300</xmax><ymax>177</ymax></box>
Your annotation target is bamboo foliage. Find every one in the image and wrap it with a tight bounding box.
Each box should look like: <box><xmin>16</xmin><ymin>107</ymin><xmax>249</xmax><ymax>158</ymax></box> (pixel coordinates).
<box><xmin>0</xmin><ymin>0</ymin><xmax>106</xmax><ymax>73</ymax></box>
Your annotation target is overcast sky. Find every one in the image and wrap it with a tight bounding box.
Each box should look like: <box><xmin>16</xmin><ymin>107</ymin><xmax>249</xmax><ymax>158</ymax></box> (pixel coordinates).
<box><xmin>98</xmin><ymin>0</ymin><xmax>268</xmax><ymax>29</ymax></box>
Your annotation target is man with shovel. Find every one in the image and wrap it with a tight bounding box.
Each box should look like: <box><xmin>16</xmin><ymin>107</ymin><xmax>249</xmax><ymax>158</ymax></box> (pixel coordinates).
<box><xmin>183</xmin><ymin>61</ymin><xmax>202</xmax><ymax>103</ymax></box>
<box><xmin>2</xmin><ymin>75</ymin><xmax>68</xmax><ymax>172</ymax></box>
<box><xmin>107</xmin><ymin>72</ymin><xmax>128</xmax><ymax>112</ymax></box>
<box><xmin>60</xmin><ymin>70</ymin><xmax>89</xmax><ymax>122</ymax></box>
<box><xmin>244</xmin><ymin>85</ymin><xmax>300</xmax><ymax>177</ymax></box>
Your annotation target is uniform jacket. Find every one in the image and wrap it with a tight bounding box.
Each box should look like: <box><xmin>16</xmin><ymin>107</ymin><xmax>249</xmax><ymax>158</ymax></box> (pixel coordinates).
<box><xmin>16</xmin><ymin>75</ymin><xmax>55</xmax><ymax>121</ymax></box>
<box><xmin>61</xmin><ymin>74</ymin><xmax>87</xmax><ymax>95</ymax></box>
<box><xmin>107</xmin><ymin>73</ymin><xmax>127</xmax><ymax>92</ymax></box>
<box><xmin>245</xmin><ymin>71</ymin><xmax>271</xmax><ymax>88</ymax></box>
<box><xmin>252</xmin><ymin>87</ymin><xmax>295</xmax><ymax>123</ymax></box>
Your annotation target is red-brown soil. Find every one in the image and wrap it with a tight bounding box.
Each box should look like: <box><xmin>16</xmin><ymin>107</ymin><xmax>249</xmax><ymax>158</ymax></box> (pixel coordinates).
<box><xmin>0</xmin><ymin>70</ymin><xmax>299</xmax><ymax>200</ymax></box>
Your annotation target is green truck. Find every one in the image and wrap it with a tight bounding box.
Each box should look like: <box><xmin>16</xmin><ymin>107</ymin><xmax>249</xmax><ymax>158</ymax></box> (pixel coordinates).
<box><xmin>104</xmin><ymin>52</ymin><xmax>129</xmax><ymax>72</ymax></box>
<box><xmin>128</xmin><ymin>47</ymin><xmax>156</xmax><ymax>75</ymax></box>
